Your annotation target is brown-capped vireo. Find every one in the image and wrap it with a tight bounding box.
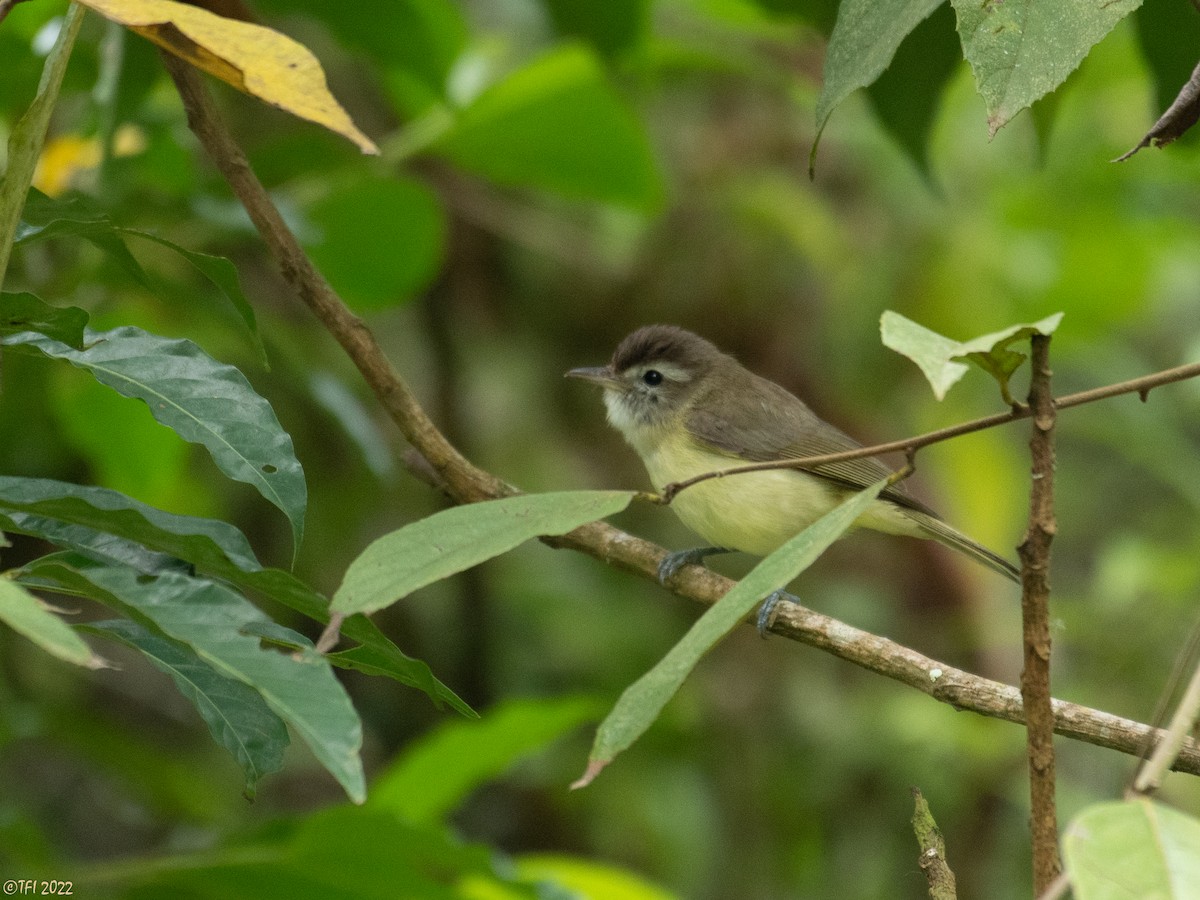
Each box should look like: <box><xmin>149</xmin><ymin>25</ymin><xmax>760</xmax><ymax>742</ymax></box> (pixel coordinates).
<box><xmin>567</xmin><ymin>325</ymin><xmax>1018</xmax><ymax>632</ymax></box>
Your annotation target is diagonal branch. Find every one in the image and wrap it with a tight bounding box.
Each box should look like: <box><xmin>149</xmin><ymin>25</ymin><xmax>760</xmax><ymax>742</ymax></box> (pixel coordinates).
<box><xmin>162</xmin><ymin>53</ymin><xmax>1200</xmax><ymax>779</ymax></box>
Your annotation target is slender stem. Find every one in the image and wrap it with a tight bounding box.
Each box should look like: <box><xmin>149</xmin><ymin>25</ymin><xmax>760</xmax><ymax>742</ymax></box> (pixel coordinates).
<box><xmin>1019</xmin><ymin>335</ymin><xmax>1061</xmax><ymax>891</ymax></box>
<box><xmin>659</xmin><ymin>360</ymin><xmax>1200</xmax><ymax>503</ymax></box>
<box><xmin>162</xmin><ymin>52</ymin><xmax>1200</xmax><ymax>783</ymax></box>
<box><xmin>1133</xmin><ymin>654</ymin><xmax>1200</xmax><ymax>793</ymax></box>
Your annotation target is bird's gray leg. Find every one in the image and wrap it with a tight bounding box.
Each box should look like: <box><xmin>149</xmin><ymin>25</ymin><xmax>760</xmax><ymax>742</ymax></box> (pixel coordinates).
<box><xmin>657</xmin><ymin>546</ymin><xmax>730</xmax><ymax>584</ymax></box>
<box><xmin>756</xmin><ymin>590</ymin><xmax>802</xmax><ymax>639</ymax></box>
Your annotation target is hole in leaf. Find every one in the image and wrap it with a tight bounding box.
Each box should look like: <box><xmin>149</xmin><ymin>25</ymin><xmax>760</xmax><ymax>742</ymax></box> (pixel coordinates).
<box><xmin>261</xmin><ymin>464</ymin><xmax>278</xmax><ymax>474</ymax></box>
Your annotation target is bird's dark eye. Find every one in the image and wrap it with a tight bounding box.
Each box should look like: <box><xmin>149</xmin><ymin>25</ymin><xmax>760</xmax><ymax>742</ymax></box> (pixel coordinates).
<box><xmin>642</xmin><ymin>369</ymin><xmax>663</xmax><ymax>386</ymax></box>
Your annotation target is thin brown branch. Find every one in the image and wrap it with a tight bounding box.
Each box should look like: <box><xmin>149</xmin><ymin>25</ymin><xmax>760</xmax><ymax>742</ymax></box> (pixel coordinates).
<box><xmin>1019</xmin><ymin>334</ymin><xmax>1061</xmax><ymax>891</ymax></box>
<box><xmin>912</xmin><ymin>788</ymin><xmax>957</xmax><ymax>900</ymax></box>
<box><xmin>659</xmin><ymin>360</ymin><xmax>1200</xmax><ymax>503</ymax></box>
<box><xmin>163</xmin><ymin>52</ymin><xmax>1200</xmax><ymax>782</ymax></box>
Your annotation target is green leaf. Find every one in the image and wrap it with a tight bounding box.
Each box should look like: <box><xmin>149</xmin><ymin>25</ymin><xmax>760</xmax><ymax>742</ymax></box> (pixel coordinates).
<box><xmin>0</xmin><ymin>292</ymin><xmax>88</xmax><ymax>348</ymax></box>
<box><xmin>305</xmin><ymin>175</ymin><xmax>445</xmax><ymax>312</ymax></box>
<box><xmin>0</xmin><ymin>477</ymin><xmax>470</xmax><ymax>716</ymax></box>
<box><xmin>516</xmin><ymin>854</ymin><xmax>679</xmax><ymax>900</ymax></box>
<box><xmin>370</xmin><ymin>695</ymin><xmax>603</xmax><ymax>823</ymax></box>
<box><xmin>864</xmin><ymin>2</ymin><xmax>960</xmax><ymax>174</ymax></box>
<box><xmin>950</xmin><ymin>0</ymin><xmax>1144</xmax><ymax>137</ymax></box>
<box><xmin>81</xmin><ymin>618</ymin><xmax>290</xmax><ymax>798</ymax></box>
<box><xmin>1063</xmin><ymin>799</ymin><xmax>1200</xmax><ymax>899</ymax></box>
<box><xmin>880</xmin><ymin>311</ymin><xmax>1064</xmax><ymax>402</ymax></box>
<box><xmin>0</xmin><ymin>4</ymin><xmax>86</xmax><ymax>285</ymax></box>
<box><xmin>814</xmin><ymin>0</ymin><xmax>943</xmax><ymax>160</ymax></box>
<box><xmin>0</xmin><ymin>476</ymin><xmax>262</xmax><ymax>573</ymax></box>
<box><xmin>16</xmin><ymin>190</ymin><xmax>265</xmax><ymax>364</ymax></box>
<box><xmin>435</xmin><ymin>45</ymin><xmax>663</xmax><ymax>210</ymax></box>
<box><xmin>575</xmin><ymin>479</ymin><xmax>889</xmax><ymax>787</ymax></box>
<box><xmin>332</xmin><ymin>491</ymin><xmax>636</xmax><ymax>616</ymax></box>
<box><xmin>32</xmin><ymin>562</ymin><xmax>365</xmax><ymax>803</ymax></box>
<box><xmin>2</xmin><ymin>326</ymin><xmax>306</xmax><ymax>555</ymax></box>
<box><xmin>541</xmin><ymin>0</ymin><xmax>650</xmax><ymax>59</ymax></box>
<box><xmin>0</xmin><ymin>577</ymin><xmax>103</xmax><ymax>669</ymax></box>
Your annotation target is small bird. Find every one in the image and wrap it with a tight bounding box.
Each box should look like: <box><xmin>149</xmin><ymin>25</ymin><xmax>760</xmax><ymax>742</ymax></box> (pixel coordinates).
<box><xmin>567</xmin><ymin>325</ymin><xmax>1018</xmax><ymax>632</ymax></box>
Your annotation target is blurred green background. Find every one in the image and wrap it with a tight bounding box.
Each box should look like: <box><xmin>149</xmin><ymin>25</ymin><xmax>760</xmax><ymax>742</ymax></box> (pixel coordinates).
<box><xmin>3</xmin><ymin>0</ymin><xmax>1200</xmax><ymax>897</ymax></box>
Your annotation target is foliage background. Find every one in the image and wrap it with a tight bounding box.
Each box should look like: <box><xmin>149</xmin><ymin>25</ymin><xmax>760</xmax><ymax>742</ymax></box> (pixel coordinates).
<box><xmin>3</xmin><ymin>0</ymin><xmax>1200</xmax><ymax>897</ymax></box>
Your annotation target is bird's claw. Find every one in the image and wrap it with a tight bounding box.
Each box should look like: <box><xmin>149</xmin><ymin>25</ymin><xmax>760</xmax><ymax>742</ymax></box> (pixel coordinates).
<box><xmin>656</xmin><ymin>546</ymin><xmax>728</xmax><ymax>584</ymax></box>
<box><xmin>756</xmin><ymin>590</ymin><xmax>801</xmax><ymax>639</ymax></box>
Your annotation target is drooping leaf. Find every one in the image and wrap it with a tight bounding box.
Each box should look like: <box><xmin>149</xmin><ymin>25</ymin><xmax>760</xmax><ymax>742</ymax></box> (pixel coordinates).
<box><xmin>864</xmin><ymin>2</ymin><xmax>961</xmax><ymax>174</ymax></box>
<box><xmin>76</xmin><ymin>0</ymin><xmax>378</xmax><ymax>153</ymax></box>
<box><xmin>2</xmin><ymin>326</ymin><xmax>306</xmax><ymax>554</ymax></box>
<box><xmin>1063</xmin><ymin>799</ymin><xmax>1200</xmax><ymax>898</ymax></box>
<box><xmin>0</xmin><ymin>577</ymin><xmax>105</xmax><ymax>669</ymax></box>
<box><xmin>17</xmin><ymin>190</ymin><xmax>265</xmax><ymax>366</ymax></box>
<box><xmin>0</xmin><ymin>292</ymin><xmax>88</xmax><ymax>348</ymax></box>
<box><xmin>81</xmin><ymin>617</ymin><xmax>289</xmax><ymax>797</ymax></box>
<box><xmin>0</xmin><ymin>476</ymin><xmax>262</xmax><ymax>573</ymax></box>
<box><xmin>813</xmin><ymin>0</ymin><xmax>943</xmax><ymax>171</ymax></box>
<box><xmin>0</xmin><ymin>476</ymin><xmax>471</xmax><ymax>715</ymax></box>
<box><xmin>332</xmin><ymin>491</ymin><xmax>636</xmax><ymax>617</ymax></box>
<box><xmin>0</xmin><ymin>3</ymin><xmax>86</xmax><ymax>284</ymax></box>
<box><xmin>370</xmin><ymin>695</ymin><xmax>603</xmax><ymax>823</ymax></box>
<box><xmin>31</xmin><ymin>560</ymin><xmax>365</xmax><ymax>803</ymax></box>
<box><xmin>575</xmin><ymin>479</ymin><xmax>889</xmax><ymax>787</ymax></box>
<box><xmin>880</xmin><ymin>311</ymin><xmax>1064</xmax><ymax>402</ymax></box>
<box><xmin>435</xmin><ymin>45</ymin><xmax>663</xmax><ymax>210</ymax></box>
<box><xmin>950</xmin><ymin>0</ymin><xmax>1143</xmax><ymax>137</ymax></box>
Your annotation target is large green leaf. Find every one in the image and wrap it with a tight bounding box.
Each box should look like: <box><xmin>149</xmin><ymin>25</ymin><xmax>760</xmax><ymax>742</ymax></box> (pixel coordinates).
<box><xmin>950</xmin><ymin>0</ymin><xmax>1144</xmax><ymax>136</ymax></box>
<box><xmin>1063</xmin><ymin>799</ymin><xmax>1200</xmax><ymax>898</ymax></box>
<box><xmin>435</xmin><ymin>45</ymin><xmax>663</xmax><ymax>210</ymax></box>
<box><xmin>81</xmin><ymin>618</ymin><xmax>290</xmax><ymax>798</ymax></box>
<box><xmin>2</xmin><ymin>326</ymin><xmax>306</xmax><ymax>554</ymax></box>
<box><xmin>0</xmin><ymin>3</ymin><xmax>85</xmax><ymax>285</ymax></box>
<box><xmin>575</xmin><ymin>479</ymin><xmax>889</xmax><ymax>787</ymax></box>
<box><xmin>0</xmin><ymin>577</ymin><xmax>103</xmax><ymax>669</ymax></box>
<box><xmin>305</xmin><ymin>175</ymin><xmax>445</xmax><ymax>312</ymax></box>
<box><xmin>32</xmin><ymin>561</ymin><xmax>365</xmax><ymax>803</ymax></box>
<box><xmin>370</xmin><ymin>695</ymin><xmax>603</xmax><ymax>823</ymax></box>
<box><xmin>0</xmin><ymin>476</ymin><xmax>472</xmax><ymax>716</ymax></box>
<box><xmin>814</xmin><ymin>0</ymin><xmax>943</xmax><ymax>157</ymax></box>
<box><xmin>0</xmin><ymin>292</ymin><xmax>88</xmax><ymax>348</ymax></box>
<box><xmin>0</xmin><ymin>476</ymin><xmax>261</xmax><ymax>572</ymax></box>
<box><xmin>332</xmin><ymin>491</ymin><xmax>636</xmax><ymax>616</ymax></box>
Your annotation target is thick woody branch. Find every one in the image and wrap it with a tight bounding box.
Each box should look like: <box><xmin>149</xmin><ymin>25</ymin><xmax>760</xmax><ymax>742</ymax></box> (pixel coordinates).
<box><xmin>164</xmin><ymin>55</ymin><xmax>1200</xmax><ymax>780</ymax></box>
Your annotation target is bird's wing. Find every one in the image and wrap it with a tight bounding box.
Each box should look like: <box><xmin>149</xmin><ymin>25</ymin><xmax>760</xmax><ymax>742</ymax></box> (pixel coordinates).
<box><xmin>683</xmin><ymin>373</ymin><xmax>936</xmax><ymax>516</ymax></box>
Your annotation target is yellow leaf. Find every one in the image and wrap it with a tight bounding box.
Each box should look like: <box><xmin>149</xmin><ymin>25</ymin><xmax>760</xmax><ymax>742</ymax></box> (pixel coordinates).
<box><xmin>77</xmin><ymin>0</ymin><xmax>379</xmax><ymax>155</ymax></box>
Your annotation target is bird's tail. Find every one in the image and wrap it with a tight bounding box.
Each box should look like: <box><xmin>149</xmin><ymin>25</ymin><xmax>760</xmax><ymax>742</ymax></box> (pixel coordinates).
<box><xmin>907</xmin><ymin>510</ymin><xmax>1021</xmax><ymax>583</ymax></box>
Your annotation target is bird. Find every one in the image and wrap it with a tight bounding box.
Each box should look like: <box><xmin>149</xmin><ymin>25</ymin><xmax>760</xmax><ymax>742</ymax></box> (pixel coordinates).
<box><xmin>566</xmin><ymin>324</ymin><xmax>1018</xmax><ymax>634</ymax></box>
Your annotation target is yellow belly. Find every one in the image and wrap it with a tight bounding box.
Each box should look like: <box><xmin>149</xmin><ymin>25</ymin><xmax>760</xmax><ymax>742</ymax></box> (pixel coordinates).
<box><xmin>641</xmin><ymin>432</ymin><xmax>920</xmax><ymax>556</ymax></box>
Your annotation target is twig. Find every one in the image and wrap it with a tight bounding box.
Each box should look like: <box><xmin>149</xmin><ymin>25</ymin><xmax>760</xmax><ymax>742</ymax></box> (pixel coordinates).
<box><xmin>659</xmin><ymin>360</ymin><xmax>1200</xmax><ymax>503</ymax></box>
<box><xmin>1019</xmin><ymin>335</ymin><xmax>1061</xmax><ymax>891</ymax></box>
<box><xmin>912</xmin><ymin>788</ymin><xmax>957</xmax><ymax>900</ymax></box>
<box><xmin>1132</xmin><ymin>654</ymin><xmax>1200</xmax><ymax>794</ymax></box>
<box><xmin>162</xmin><ymin>52</ymin><xmax>1200</xmax><ymax>779</ymax></box>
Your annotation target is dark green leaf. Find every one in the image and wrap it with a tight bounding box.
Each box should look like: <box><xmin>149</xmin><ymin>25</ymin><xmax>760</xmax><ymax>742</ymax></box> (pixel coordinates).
<box><xmin>370</xmin><ymin>695</ymin><xmax>603</xmax><ymax>823</ymax></box>
<box><xmin>2</xmin><ymin>326</ymin><xmax>306</xmax><ymax>554</ymax></box>
<box><xmin>0</xmin><ymin>476</ymin><xmax>261</xmax><ymax>573</ymax></box>
<box><xmin>81</xmin><ymin>618</ymin><xmax>290</xmax><ymax>798</ymax></box>
<box><xmin>435</xmin><ymin>46</ymin><xmax>663</xmax><ymax>210</ymax></box>
<box><xmin>541</xmin><ymin>0</ymin><xmax>649</xmax><ymax>59</ymax></box>
<box><xmin>813</xmin><ymin>0</ymin><xmax>943</xmax><ymax>168</ymax></box>
<box><xmin>0</xmin><ymin>577</ymin><xmax>103</xmax><ymax>669</ymax></box>
<box><xmin>1134</xmin><ymin>3</ymin><xmax>1200</xmax><ymax>119</ymax></box>
<box><xmin>576</xmin><ymin>480</ymin><xmax>888</xmax><ymax>787</ymax></box>
<box><xmin>32</xmin><ymin>562</ymin><xmax>364</xmax><ymax>803</ymax></box>
<box><xmin>0</xmin><ymin>292</ymin><xmax>88</xmax><ymax>348</ymax></box>
<box><xmin>950</xmin><ymin>0</ymin><xmax>1143</xmax><ymax>136</ymax></box>
<box><xmin>332</xmin><ymin>491</ymin><xmax>636</xmax><ymax>616</ymax></box>
<box><xmin>305</xmin><ymin>175</ymin><xmax>445</xmax><ymax>312</ymax></box>
<box><xmin>0</xmin><ymin>510</ymin><xmax>190</xmax><ymax>574</ymax></box>
<box><xmin>865</xmin><ymin>2</ymin><xmax>960</xmax><ymax>173</ymax></box>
